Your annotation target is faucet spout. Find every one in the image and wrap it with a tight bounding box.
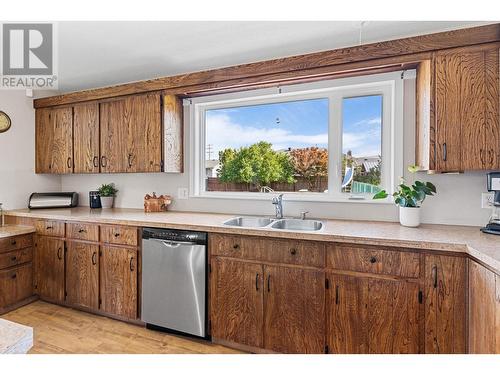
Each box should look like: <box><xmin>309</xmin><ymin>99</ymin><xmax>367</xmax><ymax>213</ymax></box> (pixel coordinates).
<box><xmin>272</xmin><ymin>194</ymin><xmax>284</xmax><ymax>219</ymax></box>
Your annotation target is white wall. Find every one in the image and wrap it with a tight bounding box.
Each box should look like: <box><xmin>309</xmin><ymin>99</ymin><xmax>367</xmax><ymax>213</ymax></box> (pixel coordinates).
<box><xmin>0</xmin><ymin>90</ymin><xmax>61</xmax><ymax>209</ymax></box>
<box><xmin>61</xmin><ymin>79</ymin><xmax>491</xmax><ymax>226</ymax></box>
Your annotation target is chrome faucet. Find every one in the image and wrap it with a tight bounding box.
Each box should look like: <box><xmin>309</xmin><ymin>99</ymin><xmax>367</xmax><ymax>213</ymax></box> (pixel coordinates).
<box><xmin>272</xmin><ymin>194</ymin><xmax>284</xmax><ymax>219</ymax></box>
<box><xmin>300</xmin><ymin>211</ymin><xmax>309</xmax><ymax>220</ymax></box>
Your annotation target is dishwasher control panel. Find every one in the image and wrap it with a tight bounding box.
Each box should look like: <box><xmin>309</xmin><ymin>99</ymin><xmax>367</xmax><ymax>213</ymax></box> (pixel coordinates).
<box><xmin>142</xmin><ymin>227</ymin><xmax>207</xmax><ymax>244</ymax></box>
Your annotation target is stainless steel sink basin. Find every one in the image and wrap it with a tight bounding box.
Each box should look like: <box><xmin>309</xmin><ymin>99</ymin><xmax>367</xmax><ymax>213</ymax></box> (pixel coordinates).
<box><xmin>270</xmin><ymin>218</ymin><xmax>323</xmax><ymax>231</ymax></box>
<box><xmin>223</xmin><ymin>216</ymin><xmax>275</xmax><ymax>228</ymax></box>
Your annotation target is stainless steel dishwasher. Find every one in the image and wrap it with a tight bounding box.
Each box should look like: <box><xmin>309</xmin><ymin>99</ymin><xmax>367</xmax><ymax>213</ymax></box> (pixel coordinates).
<box><xmin>142</xmin><ymin>227</ymin><xmax>208</xmax><ymax>338</ymax></box>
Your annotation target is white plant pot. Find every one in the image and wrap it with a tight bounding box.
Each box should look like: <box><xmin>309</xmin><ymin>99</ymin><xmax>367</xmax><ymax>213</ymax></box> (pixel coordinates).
<box><xmin>399</xmin><ymin>206</ymin><xmax>421</xmax><ymax>227</ymax></box>
<box><xmin>100</xmin><ymin>196</ymin><xmax>114</xmax><ymax>209</ymax></box>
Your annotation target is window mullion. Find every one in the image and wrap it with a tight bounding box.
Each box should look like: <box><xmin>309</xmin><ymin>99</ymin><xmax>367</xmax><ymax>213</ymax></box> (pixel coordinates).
<box><xmin>328</xmin><ymin>93</ymin><xmax>342</xmax><ymax>196</ymax></box>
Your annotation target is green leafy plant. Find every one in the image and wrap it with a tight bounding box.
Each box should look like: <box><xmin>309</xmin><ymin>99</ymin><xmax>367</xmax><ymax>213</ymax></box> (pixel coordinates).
<box><xmin>98</xmin><ymin>183</ymin><xmax>118</xmax><ymax>197</ymax></box>
<box><xmin>373</xmin><ymin>166</ymin><xmax>436</xmax><ymax>207</ymax></box>
<box><xmin>217</xmin><ymin>142</ymin><xmax>295</xmax><ymax>189</ymax></box>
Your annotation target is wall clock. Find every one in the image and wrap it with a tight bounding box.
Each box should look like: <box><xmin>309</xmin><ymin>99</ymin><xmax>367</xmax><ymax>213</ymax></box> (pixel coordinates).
<box><xmin>0</xmin><ymin>111</ymin><xmax>11</xmax><ymax>133</ymax></box>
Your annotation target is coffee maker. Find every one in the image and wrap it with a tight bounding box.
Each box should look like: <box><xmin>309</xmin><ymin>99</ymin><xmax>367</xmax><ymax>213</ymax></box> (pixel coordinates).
<box><xmin>89</xmin><ymin>191</ymin><xmax>102</xmax><ymax>209</ymax></box>
<box><xmin>481</xmin><ymin>172</ymin><xmax>500</xmax><ymax>235</ymax></box>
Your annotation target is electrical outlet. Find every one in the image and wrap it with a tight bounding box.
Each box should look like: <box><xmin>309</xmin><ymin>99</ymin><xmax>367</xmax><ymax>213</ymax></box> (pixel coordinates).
<box><xmin>481</xmin><ymin>192</ymin><xmax>494</xmax><ymax>209</ymax></box>
<box><xmin>177</xmin><ymin>188</ymin><xmax>189</xmax><ymax>200</ymax></box>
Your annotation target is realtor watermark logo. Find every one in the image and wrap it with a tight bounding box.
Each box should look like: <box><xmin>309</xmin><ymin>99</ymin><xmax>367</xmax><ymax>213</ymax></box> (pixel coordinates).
<box><xmin>1</xmin><ymin>23</ymin><xmax>58</xmax><ymax>89</ymax></box>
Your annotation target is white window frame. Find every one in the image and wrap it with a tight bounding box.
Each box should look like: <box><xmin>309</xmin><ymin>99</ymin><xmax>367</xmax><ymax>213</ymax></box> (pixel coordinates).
<box><xmin>189</xmin><ymin>71</ymin><xmax>404</xmax><ymax>203</ymax></box>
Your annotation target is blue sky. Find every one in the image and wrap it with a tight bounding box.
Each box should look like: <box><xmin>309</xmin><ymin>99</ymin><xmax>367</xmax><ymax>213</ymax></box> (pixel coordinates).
<box><xmin>205</xmin><ymin>95</ymin><xmax>382</xmax><ymax>159</ymax></box>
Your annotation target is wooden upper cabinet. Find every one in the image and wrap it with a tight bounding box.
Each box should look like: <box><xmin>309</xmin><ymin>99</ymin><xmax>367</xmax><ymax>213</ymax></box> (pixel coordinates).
<box><xmin>73</xmin><ymin>103</ymin><xmax>100</xmax><ymax>173</ymax></box>
<box><xmin>100</xmin><ymin>93</ymin><xmax>162</xmax><ymax>173</ymax></box>
<box><xmin>100</xmin><ymin>245</ymin><xmax>137</xmax><ymax>319</ymax></box>
<box><xmin>468</xmin><ymin>260</ymin><xmax>500</xmax><ymax>354</ymax></box>
<box><xmin>326</xmin><ymin>274</ymin><xmax>420</xmax><ymax>354</ymax></box>
<box><xmin>264</xmin><ymin>265</ymin><xmax>325</xmax><ymax>353</ymax></box>
<box><xmin>35</xmin><ymin>106</ymin><xmax>73</xmax><ymax>174</ymax></box>
<box><xmin>210</xmin><ymin>258</ymin><xmax>264</xmax><ymax>349</ymax></box>
<box><xmin>66</xmin><ymin>241</ymin><xmax>99</xmax><ymax>310</ymax></box>
<box><xmin>433</xmin><ymin>46</ymin><xmax>499</xmax><ymax>172</ymax></box>
<box><xmin>424</xmin><ymin>254</ymin><xmax>467</xmax><ymax>353</ymax></box>
<box><xmin>163</xmin><ymin>94</ymin><xmax>183</xmax><ymax>173</ymax></box>
<box><xmin>34</xmin><ymin>236</ymin><xmax>65</xmax><ymax>302</ymax></box>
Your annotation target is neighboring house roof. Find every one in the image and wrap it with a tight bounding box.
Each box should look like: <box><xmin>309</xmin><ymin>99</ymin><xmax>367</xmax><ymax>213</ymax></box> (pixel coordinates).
<box><xmin>353</xmin><ymin>155</ymin><xmax>380</xmax><ymax>172</ymax></box>
<box><xmin>205</xmin><ymin>160</ymin><xmax>220</xmax><ymax>169</ymax></box>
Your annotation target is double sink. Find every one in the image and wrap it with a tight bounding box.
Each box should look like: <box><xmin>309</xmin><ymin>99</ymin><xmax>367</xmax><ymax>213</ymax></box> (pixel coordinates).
<box><xmin>223</xmin><ymin>216</ymin><xmax>324</xmax><ymax>232</ymax></box>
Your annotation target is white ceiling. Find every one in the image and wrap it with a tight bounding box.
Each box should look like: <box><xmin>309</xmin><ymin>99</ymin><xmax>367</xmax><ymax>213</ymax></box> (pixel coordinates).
<box><xmin>56</xmin><ymin>21</ymin><xmax>490</xmax><ymax>92</ymax></box>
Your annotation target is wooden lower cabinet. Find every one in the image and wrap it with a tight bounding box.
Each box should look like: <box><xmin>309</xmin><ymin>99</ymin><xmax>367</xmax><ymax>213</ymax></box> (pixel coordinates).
<box><xmin>0</xmin><ymin>263</ymin><xmax>33</xmax><ymax>308</ymax></box>
<box><xmin>211</xmin><ymin>259</ymin><xmax>264</xmax><ymax>348</ymax></box>
<box><xmin>424</xmin><ymin>255</ymin><xmax>467</xmax><ymax>353</ymax></box>
<box><xmin>326</xmin><ymin>274</ymin><xmax>420</xmax><ymax>354</ymax></box>
<box><xmin>264</xmin><ymin>266</ymin><xmax>325</xmax><ymax>353</ymax></box>
<box><xmin>468</xmin><ymin>260</ymin><xmax>500</xmax><ymax>353</ymax></box>
<box><xmin>35</xmin><ymin>236</ymin><xmax>65</xmax><ymax>303</ymax></box>
<box><xmin>100</xmin><ymin>245</ymin><xmax>138</xmax><ymax>320</ymax></box>
<box><xmin>66</xmin><ymin>241</ymin><xmax>99</xmax><ymax>310</ymax></box>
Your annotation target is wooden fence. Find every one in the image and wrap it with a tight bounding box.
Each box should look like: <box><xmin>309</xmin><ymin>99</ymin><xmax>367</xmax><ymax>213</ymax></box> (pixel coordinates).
<box><xmin>206</xmin><ymin>177</ymin><xmax>328</xmax><ymax>193</ymax></box>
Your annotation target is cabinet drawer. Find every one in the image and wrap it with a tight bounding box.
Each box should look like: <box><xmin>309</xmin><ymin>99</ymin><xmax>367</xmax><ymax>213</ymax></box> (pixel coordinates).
<box><xmin>101</xmin><ymin>225</ymin><xmax>137</xmax><ymax>246</ymax></box>
<box><xmin>210</xmin><ymin>234</ymin><xmax>325</xmax><ymax>267</ymax></box>
<box><xmin>0</xmin><ymin>262</ymin><xmax>33</xmax><ymax>307</ymax></box>
<box><xmin>210</xmin><ymin>233</ymin><xmax>261</xmax><ymax>259</ymax></box>
<box><xmin>67</xmin><ymin>222</ymin><xmax>99</xmax><ymax>242</ymax></box>
<box><xmin>263</xmin><ymin>239</ymin><xmax>325</xmax><ymax>267</ymax></box>
<box><xmin>0</xmin><ymin>234</ymin><xmax>33</xmax><ymax>253</ymax></box>
<box><xmin>35</xmin><ymin>220</ymin><xmax>65</xmax><ymax>237</ymax></box>
<box><xmin>327</xmin><ymin>244</ymin><xmax>421</xmax><ymax>278</ymax></box>
<box><xmin>0</xmin><ymin>248</ymin><xmax>33</xmax><ymax>270</ymax></box>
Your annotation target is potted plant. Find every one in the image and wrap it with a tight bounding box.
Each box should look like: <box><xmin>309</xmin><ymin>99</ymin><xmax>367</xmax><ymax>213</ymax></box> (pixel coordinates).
<box><xmin>373</xmin><ymin>166</ymin><xmax>436</xmax><ymax>227</ymax></box>
<box><xmin>98</xmin><ymin>183</ymin><xmax>118</xmax><ymax>209</ymax></box>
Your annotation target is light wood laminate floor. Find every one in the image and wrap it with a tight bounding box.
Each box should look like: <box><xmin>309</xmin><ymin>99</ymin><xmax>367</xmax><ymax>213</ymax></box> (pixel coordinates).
<box><xmin>1</xmin><ymin>301</ymin><xmax>241</xmax><ymax>354</ymax></box>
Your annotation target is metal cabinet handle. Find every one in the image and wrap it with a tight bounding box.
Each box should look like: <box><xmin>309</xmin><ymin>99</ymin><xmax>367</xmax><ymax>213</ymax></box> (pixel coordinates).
<box><xmin>93</xmin><ymin>156</ymin><xmax>99</xmax><ymax>168</ymax></box>
<box><xmin>101</xmin><ymin>156</ymin><xmax>107</xmax><ymax>168</ymax></box>
<box><xmin>11</xmin><ymin>273</ymin><xmax>17</xmax><ymax>279</ymax></box>
<box><xmin>290</xmin><ymin>248</ymin><xmax>297</xmax><ymax>255</ymax></box>
<box><xmin>46</xmin><ymin>226</ymin><xmax>53</xmax><ymax>230</ymax></box>
<box><xmin>130</xmin><ymin>257</ymin><xmax>135</xmax><ymax>272</ymax></box>
<box><xmin>128</xmin><ymin>153</ymin><xmax>134</xmax><ymax>168</ymax></box>
<box><xmin>255</xmin><ymin>273</ymin><xmax>259</xmax><ymax>291</ymax></box>
<box><xmin>267</xmin><ymin>275</ymin><xmax>271</xmax><ymax>292</ymax></box>
<box><xmin>57</xmin><ymin>247</ymin><xmax>63</xmax><ymax>260</ymax></box>
<box><xmin>443</xmin><ymin>143</ymin><xmax>447</xmax><ymax>161</ymax></box>
<box><xmin>432</xmin><ymin>265</ymin><xmax>438</xmax><ymax>288</ymax></box>
<box><xmin>67</xmin><ymin>157</ymin><xmax>72</xmax><ymax>169</ymax></box>
<box><xmin>335</xmin><ymin>285</ymin><xmax>340</xmax><ymax>305</ymax></box>
<box><xmin>11</xmin><ymin>256</ymin><xmax>17</xmax><ymax>261</ymax></box>
<box><xmin>92</xmin><ymin>252</ymin><xmax>97</xmax><ymax>265</ymax></box>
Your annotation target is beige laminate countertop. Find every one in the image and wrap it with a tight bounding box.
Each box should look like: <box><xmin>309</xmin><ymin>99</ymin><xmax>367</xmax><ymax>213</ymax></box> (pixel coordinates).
<box><xmin>6</xmin><ymin>207</ymin><xmax>500</xmax><ymax>273</ymax></box>
<box><xmin>0</xmin><ymin>224</ymin><xmax>35</xmax><ymax>239</ymax></box>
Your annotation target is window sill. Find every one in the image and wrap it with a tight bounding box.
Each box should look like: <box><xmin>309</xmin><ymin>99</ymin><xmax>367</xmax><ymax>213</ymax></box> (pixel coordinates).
<box><xmin>191</xmin><ymin>192</ymin><xmax>393</xmax><ymax>204</ymax></box>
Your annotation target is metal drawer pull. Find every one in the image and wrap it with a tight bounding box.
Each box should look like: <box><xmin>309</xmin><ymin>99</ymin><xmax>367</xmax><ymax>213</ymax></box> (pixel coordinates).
<box><xmin>10</xmin><ymin>240</ymin><xmax>16</xmax><ymax>246</ymax></box>
<box><xmin>432</xmin><ymin>265</ymin><xmax>438</xmax><ymax>288</ymax></box>
<box><xmin>92</xmin><ymin>252</ymin><xmax>97</xmax><ymax>265</ymax></box>
<box><xmin>130</xmin><ymin>257</ymin><xmax>135</xmax><ymax>272</ymax></box>
<box><xmin>114</xmin><ymin>233</ymin><xmax>120</xmax><ymax>238</ymax></box>
<box><xmin>255</xmin><ymin>273</ymin><xmax>259</xmax><ymax>291</ymax></box>
<box><xmin>11</xmin><ymin>273</ymin><xmax>17</xmax><ymax>279</ymax></box>
<box><xmin>46</xmin><ymin>226</ymin><xmax>53</xmax><ymax>230</ymax></box>
<box><xmin>290</xmin><ymin>248</ymin><xmax>297</xmax><ymax>255</ymax></box>
<box><xmin>232</xmin><ymin>244</ymin><xmax>239</xmax><ymax>250</ymax></box>
<box><xmin>370</xmin><ymin>257</ymin><xmax>377</xmax><ymax>264</ymax></box>
<box><xmin>11</xmin><ymin>256</ymin><xmax>17</xmax><ymax>261</ymax></box>
<box><xmin>78</xmin><ymin>228</ymin><xmax>87</xmax><ymax>233</ymax></box>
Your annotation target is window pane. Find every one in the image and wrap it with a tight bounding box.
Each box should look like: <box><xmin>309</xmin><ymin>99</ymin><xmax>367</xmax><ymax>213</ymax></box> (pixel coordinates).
<box><xmin>205</xmin><ymin>98</ymin><xmax>329</xmax><ymax>193</ymax></box>
<box><xmin>341</xmin><ymin>95</ymin><xmax>383</xmax><ymax>194</ymax></box>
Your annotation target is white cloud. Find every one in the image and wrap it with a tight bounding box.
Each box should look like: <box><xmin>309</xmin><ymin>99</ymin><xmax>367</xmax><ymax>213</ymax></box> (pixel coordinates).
<box><xmin>351</xmin><ymin>117</ymin><xmax>381</xmax><ymax>128</ymax></box>
<box><xmin>206</xmin><ymin>113</ymin><xmax>328</xmax><ymax>155</ymax></box>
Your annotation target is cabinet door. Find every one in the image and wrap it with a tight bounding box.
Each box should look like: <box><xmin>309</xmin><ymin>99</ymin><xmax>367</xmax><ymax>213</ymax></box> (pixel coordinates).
<box><xmin>211</xmin><ymin>258</ymin><xmax>264</xmax><ymax>348</ymax></box>
<box><xmin>264</xmin><ymin>265</ymin><xmax>325</xmax><ymax>353</ymax></box>
<box><xmin>73</xmin><ymin>103</ymin><xmax>100</xmax><ymax>173</ymax></box>
<box><xmin>326</xmin><ymin>274</ymin><xmax>420</xmax><ymax>354</ymax></box>
<box><xmin>100</xmin><ymin>245</ymin><xmax>137</xmax><ymax>319</ymax></box>
<box><xmin>35</xmin><ymin>236</ymin><xmax>65</xmax><ymax>302</ymax></box>
<box><xmin>435</xmin><ymin>47</ymin><xmax>500</xmax><ymax>171</ymax></box>
<box><xmin>468</xmin><ymin>260</ymin><xmax>499</xmax><ymax>353</ymax></box>
<box><xmin>424</xmin><ymin>255</ymin><xmax>466</xmax><ymax>353</ymax></box>
<box><xmin>35</xmin><ymin>107</ymin><xmax>73</xmax><ymax>174</ymax></box>
<box><xmin>66</xmin><ymin>241</ymin><xmax>99</xmax><ymax>310</ymax></box>
<box><xmin>100</xmin><ymin>93</ymin><xmax>162</xmax><ymax>173</ymax></box>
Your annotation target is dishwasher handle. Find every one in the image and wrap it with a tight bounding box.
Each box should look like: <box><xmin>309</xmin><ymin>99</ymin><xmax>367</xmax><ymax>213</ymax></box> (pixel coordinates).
<box><xmin>145</xmin><ymin>238</ymin><xmax>198</xmax><ymax>247</ymax></box>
